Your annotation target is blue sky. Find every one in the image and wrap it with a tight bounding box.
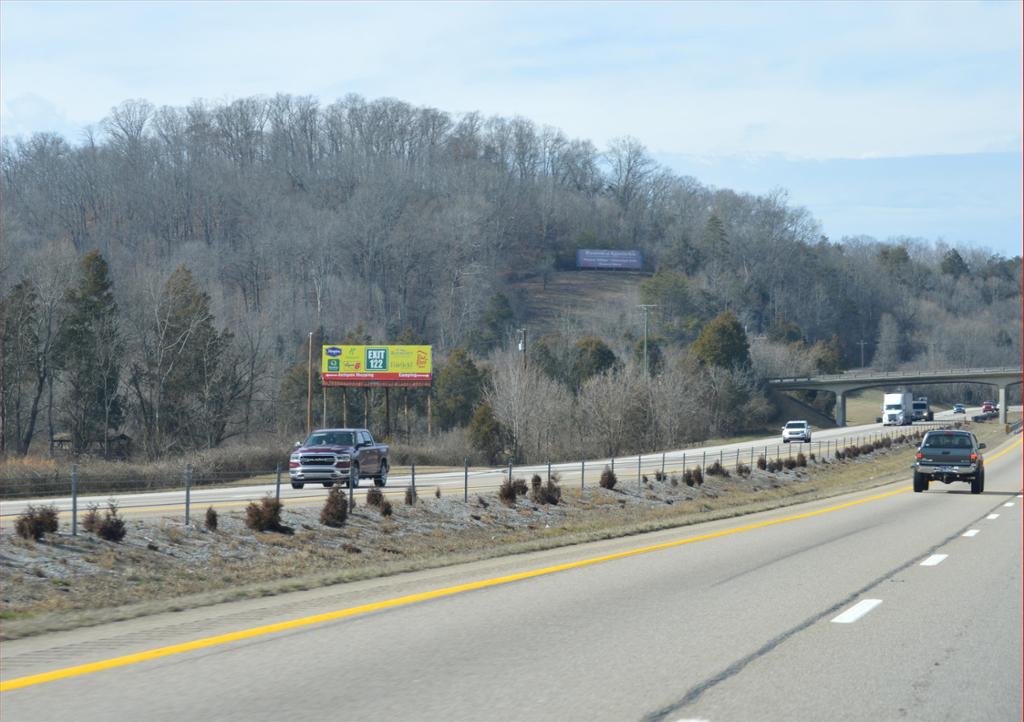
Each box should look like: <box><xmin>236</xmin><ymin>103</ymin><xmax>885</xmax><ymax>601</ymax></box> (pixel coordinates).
<box><xmin>2</xmin><ymin>1</ymin><xmax>1020</xmax><ymax>256</ymax></box>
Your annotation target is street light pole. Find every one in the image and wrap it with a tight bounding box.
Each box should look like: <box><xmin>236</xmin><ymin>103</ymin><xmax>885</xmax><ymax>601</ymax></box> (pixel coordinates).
<box><xmin>637</xmin><ymin>305</ymin><xmax>657</xmax><ymax>376</ymax></box>
<box><xmin>858</xmin><ymin>339</ymin><xmax>869</xmax><ymax>369</ymax></box>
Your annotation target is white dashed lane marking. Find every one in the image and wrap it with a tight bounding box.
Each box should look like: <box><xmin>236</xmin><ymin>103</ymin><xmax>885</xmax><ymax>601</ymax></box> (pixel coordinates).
<box><xmin>831</xmin><ymin>599</ymin><xmax>883</xmax><ymax>624</ymax></box>
<box><xmin>963</xmin><ymin>529</ymin><xmax>980</xmax><ymax>537</ymax></box>
<box><xmin>1003</xmin><ymin>502</ymin><xmax>1014</xmax><ymax>507</ymax></box>
<box><xmin>920</xmin><ymin>554</ymin><xmax>948</xmax><ymax>567</ymax></box>
<box><xmin>986</xmin><ymin>514</ymin><xmax>999</xmax><ymax>520</ymax></box>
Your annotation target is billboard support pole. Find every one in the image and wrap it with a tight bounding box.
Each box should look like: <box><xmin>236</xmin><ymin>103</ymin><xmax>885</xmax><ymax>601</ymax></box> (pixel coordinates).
<box><xmin>384</xmin><ymin>387</ymin><xmax>391</xmax><ymax>438</ymax></box>
<box><xmin>427</xmin><ymin>393</ymin><xmax>432</xmax><ymax>436</ymax></box>
<box><xmin>342</xmin><ymin>387</ymin><xmax>348</xmax><ymax>427</ymax></box>
<box><xmin>306</xmin><ymin>331</ymin><xmax>313</xmax><ymax>435</ymax></box>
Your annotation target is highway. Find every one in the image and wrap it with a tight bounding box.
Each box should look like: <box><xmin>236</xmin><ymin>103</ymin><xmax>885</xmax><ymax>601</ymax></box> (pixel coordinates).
<box><xmin>0</xmin><ymin>408</ymin><xmax>979</xmax><ymax>521</ymax></box>
<box><xmin>1</xmin><ymin>434</ymin><xmax>1019</xmax><ymax>721</ymax></box>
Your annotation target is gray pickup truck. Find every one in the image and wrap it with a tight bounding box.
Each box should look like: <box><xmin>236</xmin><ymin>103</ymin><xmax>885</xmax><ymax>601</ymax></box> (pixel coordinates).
<box><xmin>288</xmin><ymin>428</ymin><xmax>389</xmax><ymax>489</ymax></box>
<box><xmin>912</xmin><ymin>429</ymin><xmax>985</xmax><ymax>494</ymax></box>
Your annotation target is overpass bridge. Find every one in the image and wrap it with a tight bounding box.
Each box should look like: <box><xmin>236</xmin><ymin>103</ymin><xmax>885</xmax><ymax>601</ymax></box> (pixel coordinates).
<box><xmin>767</xmin><ymin>366</ymin><xmax>1022</xmax><ymax>426</ymax></box>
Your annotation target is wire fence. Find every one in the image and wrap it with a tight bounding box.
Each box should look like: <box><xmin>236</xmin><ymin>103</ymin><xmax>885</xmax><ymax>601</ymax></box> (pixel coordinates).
<box><xmin>1</xmin><ymin>421</ymin><xmax>968</xmax><ymax>536</ymax></box>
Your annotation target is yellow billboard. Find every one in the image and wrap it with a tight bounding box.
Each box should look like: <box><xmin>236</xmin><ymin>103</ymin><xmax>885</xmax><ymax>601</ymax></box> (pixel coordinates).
<box><xmin>321</xmin><ymin>345</ymin><xmax>432</xmax><ymax>387</ymax></box>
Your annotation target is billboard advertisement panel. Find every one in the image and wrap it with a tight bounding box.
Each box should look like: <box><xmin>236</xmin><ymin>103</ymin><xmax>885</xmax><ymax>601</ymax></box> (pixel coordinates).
<box><xmin>575</xmin><ymin>249</ymin><xmax>644</xmax><ymax>270</ymax></box>
<box><xmin>321</xmin><ymin>345</ymin><xmax>432</xmax><ymax>387</ymax></box>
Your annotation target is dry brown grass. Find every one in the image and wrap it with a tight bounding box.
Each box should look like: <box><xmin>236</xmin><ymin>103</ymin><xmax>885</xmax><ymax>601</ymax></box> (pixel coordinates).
<box><xmin>1</xmin><ymin>422</ymin><xmax>1007</xmax><ymax>641</ymax></box>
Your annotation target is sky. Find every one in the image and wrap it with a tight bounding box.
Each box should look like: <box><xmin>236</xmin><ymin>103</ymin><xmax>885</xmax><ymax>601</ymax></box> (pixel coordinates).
<box><xmin>2</xmin><ymin>0</ymin><xmax>1021</xmax><ymax>256</ymax></box>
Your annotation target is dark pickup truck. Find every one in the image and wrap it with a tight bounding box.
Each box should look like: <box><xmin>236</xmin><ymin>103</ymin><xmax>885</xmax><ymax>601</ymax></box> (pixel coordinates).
<box><xmin>912</xmin><ymin>429</ymin><xmax>985</xmax><ymax>494</ymax></box>
<box><xmin>288</xmin><ymin>428</ymin><xmax>389</xmax><ymax>489</ymax></box>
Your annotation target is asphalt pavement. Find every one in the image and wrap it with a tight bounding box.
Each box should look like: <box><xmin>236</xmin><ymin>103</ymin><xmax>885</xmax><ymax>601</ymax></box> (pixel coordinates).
<box><xmin>0</xmin><ymin>408</ymin><xmax>982</xmax><ymax>522</ymax></box>
<box><xmin>1</xmin><ymin>432</ymin><xmax>1020</xmax><ymax>721</ymax></box>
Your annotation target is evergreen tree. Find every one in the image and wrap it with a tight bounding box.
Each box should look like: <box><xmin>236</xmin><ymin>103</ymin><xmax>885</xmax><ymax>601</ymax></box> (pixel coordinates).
<box><xmin>130</xmin><ymin>266</ymin><xmax>242</xmax><ymax>455</ymax></box>
<box><xmin>571</xmin><ymin>337</ymin><xmax>618</xmax><ymax>387</ymax></box>
<box><xmin>940</xmin><ymin>249</ymin><xmax>969</xmax><ymax>278</ymax></box>
<box><xmin>473</xmin><ymin>293</ymin><xmax>516</xmax><ymax>353</ymax></box>
<box><xmin>692</xmin><ymin>311</ymin><xmax>750</xmax><ymax>368</ymax></box>
<box><xmin>434</xmin><ymin>349</ymin><xmax>484</xmax><ymax>430</ymax></box>
<box><xmin>468</xmin><ymin>401</ymin><xmax>505</xmax><ymax>464</ymax></box>
<box><xmin>58</xmin><ymin>251</ymin><xmax>123</xmax><ymax>455</ymax></box>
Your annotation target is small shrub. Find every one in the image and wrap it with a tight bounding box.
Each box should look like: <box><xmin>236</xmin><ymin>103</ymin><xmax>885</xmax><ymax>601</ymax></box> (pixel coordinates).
<box><xmin>669</xmin><ymin>474</ymin><xmax>679</xmax><ymax>487</ymax></box>
<box><xmin>859</xmin><ymin>444</ymin><xmax>874</xmax><ymax>455</ymax></box>
<box><xmin>379</xmin><ymin>500</ymin><xmax>393</xmax><ymax>517</ymax></box>
<box><xmin>655</xmin><ymin>470</ymin><xmax>666</xmax><ymax>482</ymax></box>
<box><xmin>834</xmin><ymin>449</ymin><xmax>846</xmax><ymax>460</ymax></box>
<box><xmin>498</xmin><ymin>479</ymin><xmax>517</xmax><ymax>506</ymax></box>
<box><xmin>97</xmin><ymin>501</ymin><xmax>126</xmax><ymax>542</ymax></box>
<box><xmin>881</xmin><ymin>437</ymin><xmax>892</xmax><ymax>449</ymax></box>
<box><xmin>204</xmin><ymin>506</ymin><xmax>219</xmax><ymax>531</ymax></box>
<box><xmin>531</xmin><ymin>476</ymin><xmax>562</xmax><ymax>505</ymax></box>
<box><xmin>642</xmin><ymin>474</ymin><xmax>650</xmax><ymax>485</ymax></box>
<box><xmin>82</xmin><ymin>503</ymin><xmax>101</xmax><ymax>532</ymax></box>
<box><xmin>706</xmin><ymin>461</ymin><xmax>729</xmax><ymax>477</ymax></box>
<box><xmin>756</xmin><ymin>455</ymin><xmax>767</xmax><ymax>470</ymax></box>
<box><xmin>366</xmin><ymin>487</ymin><xmax>384</xmax><ymax>507</ymax></box>
<box><xmin>767</xmin><ymin>459</ymin><xmax>783</xmax><ymax>473</ymax></box>
<box><xmin>809</xmin><ymin>453</ymin><xmax>816</xmax><ymax>462</ymax></box>
<box><xmin>14</xmin><ymin>504</ymin><xmax>59</xmax><ymax>541</ymax></box>
<box><xmin>531</xmin><ymin>474</ymin><xmax>542</xmax><ymax>492</ymax></box>
<box><xmin>245</xmin><ymin>496</ymin><xmax>285</xmax><ymax>532</ymax></box>
<box><xmin>783</xmin><ymin>457</ymin><xmax>797</xmax><ymax>470</ymax></box>
<box><xmin>795</xmin><ymin>452</ymin><xmax>807</xmax><ymax>468</ymax></box>
<box><xmin>435</xmin><ymin>486</ymin><xmax>441</xmax><ymax>498</ymax></box>
<box><xmin>404</xmin><ymin>487</ymin><xmax>417</xmax><ymax>506</ymax></box>
<box><xmin>736</xmin><ymin>463</ymin><xmax>751</xmax><ymax>477</ymax></box>
<box><xmin>512</xmin><ymin>478</ymin><xmax>529</xmax><ymax>496</ymax></box>
<box><xmin>684</xmin><ymin>469</ymin><xmax>695</xmax><ymax>486</ymax></box>
<box><xmin>691</xmin><ymin>467</ymin><xmax>704</xmax><ymax>486</ymax></box>
<box><xmin>599</xmin><ymin>467</ymin><xmax>617</xmax><ymax>490</ymax></box>
<box><xmin>320</xmin><ymin>487</ymin><xmax>348</xmax><ymax>527</ymax></box>
<box><xmin>846</xmin><ymin>446</ymin><xmax>860</xmax><ymax>458</ymax></box>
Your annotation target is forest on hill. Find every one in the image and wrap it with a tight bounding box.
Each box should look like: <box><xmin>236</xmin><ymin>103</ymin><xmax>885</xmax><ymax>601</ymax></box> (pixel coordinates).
<box><xmin>1</xmin><ymin>94</ymin><xmax>1020</xmax><ymax>462</ymax></box>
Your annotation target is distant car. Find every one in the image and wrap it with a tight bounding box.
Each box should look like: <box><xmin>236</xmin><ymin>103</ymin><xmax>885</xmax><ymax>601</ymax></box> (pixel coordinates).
<box><xmin>782</xmin><ymin>420</ymin><xmax>811</xmax><ymax>443</ymax></box>
<box><xmin>952</xmin><ymin>404</ymin><xmax>966</xmax><ymax>414</ymax></box>
<box><xmin>981</xmin><ymin>402</ymin><xmax>995</xmax><ymax>413</ymax></box>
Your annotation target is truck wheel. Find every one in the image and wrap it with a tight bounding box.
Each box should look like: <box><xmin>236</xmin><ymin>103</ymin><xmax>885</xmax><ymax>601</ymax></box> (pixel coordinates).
<box><xmin>970</xmin><ymin>470</ymin><xmax>984</xmax><ymax>494</ymax></box>
<box><xmin>374</xmin><ymin>461</ymin><xmax>389</xmax><ymax>487</ymax></box>
<box><xmin>322</xmin><ymin>482</ymin><xmax>334</xmax><ymax>488</ymax></box>
<box><xmin>348</xmin><ymin>462</ymin><xmax>360</xmax><ymax>489</ymax></box>
<box><xmin>912</xmin><ymin>472</ymin><xmax>928</xmax><ymax>493</ymax></box>
<box><xmin>291</xmin><ymin>482</ymin><xmax>304</xmax><ymax>490</ymax></box>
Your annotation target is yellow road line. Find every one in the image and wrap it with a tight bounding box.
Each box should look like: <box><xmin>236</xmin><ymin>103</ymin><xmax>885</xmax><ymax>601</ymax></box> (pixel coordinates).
<box><xmin>2</xmin><ymin>438</ymin><xmax>1020</xmax><ymax>693</ymax></box>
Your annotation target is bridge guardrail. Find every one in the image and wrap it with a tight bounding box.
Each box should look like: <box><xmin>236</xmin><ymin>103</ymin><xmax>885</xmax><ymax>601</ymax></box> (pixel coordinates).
<box><xmin>768</xmin><ymin>366</ymin><xmax>1022</xmax><ymax>385</ymax></box>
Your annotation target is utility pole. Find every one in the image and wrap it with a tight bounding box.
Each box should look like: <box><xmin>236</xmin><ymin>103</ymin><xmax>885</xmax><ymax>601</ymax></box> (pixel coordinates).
<box><xmin>637</xmin><ymin>305</ymin><xmax>658</xmax><ymax>376</ymax></box>
<box><xmin>517</xmin><ymin>328</ymin><xmax>527</xmax><ymax>370</ymax></box>
<box><xmin>857</xmin><ymin>339</ymin><xmax>869</xmax><ymax>369</ymax></box>
<box><xmin>306</xmin><ymin>331</ymin><xmax>313</xmax><ymax>434</ymax></box>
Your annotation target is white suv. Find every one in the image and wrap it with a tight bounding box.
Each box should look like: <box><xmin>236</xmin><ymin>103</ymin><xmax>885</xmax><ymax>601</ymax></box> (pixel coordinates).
<box><xmin>782</xmin><ymin>420</ymin><xmax>811</xmax><ymax>443</ymax></box>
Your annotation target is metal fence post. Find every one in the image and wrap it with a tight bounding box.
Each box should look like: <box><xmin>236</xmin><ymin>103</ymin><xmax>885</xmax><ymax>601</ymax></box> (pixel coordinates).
<box><xmin>508</xmin><ymin>460</ymin><xmax>512</xmax><ymax>482</ymax></box>
<box><xmin>184</xmin><ymin>464</ymin><xmax>193</xmax><ymax>526</ymax></box>
<box><xmin>464</xmin><ymin>458</ymin><xmax>469</xmax><ymax>503</ymax></box>
<box><xmin>611</xmin><ymin>456</ymin><xmax>615</xmax><ymax>474</ymax></box>
<box><xmin>637</xmin><ymin>454</ymin><xmax>642</xmax><ymax>493</ymax></box>
<box><xmin>702</xmin><ymin>451</ymin><xmax>706</xmax><ymax>473</ymax></box>
<box><xmin>581</xmin><ymin>459</ymin><xmax>585</xmax><ymax>489</ymax></box>
<box><xmin>411</xmin><ymin>462</ymin><xmax>417</xmax><ymax>502</ymax></box>
<box><xmin>547</xmin><ymin>461</ymin><xmax>551</xmax><ymax>482</ymax></box>
<box><xmin>275</xmin><ymin>464</ymin><xmax>281</xmax><ymax>503</ymax></box>
<box><xmin>71</xmin><ymin>463</ymin><xmax>78</xmax><ymax>536</ymax></box>
<box><xmin>348</xmin><ymin>474</ymin><xmax>355</xmax><ymax>511</ymax></box>
<box><xmin>661</xmin><ymin>452</ymin><xmax>666</xmax><ymax>476</ymax></box>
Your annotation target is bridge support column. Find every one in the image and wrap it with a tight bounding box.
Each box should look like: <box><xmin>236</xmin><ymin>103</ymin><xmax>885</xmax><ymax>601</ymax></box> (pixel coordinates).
<box><xmin>833</xmin><ymin>389</ymin><xmax>847</xmax><ymax>427</ymax></box>
<box><xmin>998</xmin><ymin>385</ymin><xmax>1007</xmax><ymax>425</ymax></box>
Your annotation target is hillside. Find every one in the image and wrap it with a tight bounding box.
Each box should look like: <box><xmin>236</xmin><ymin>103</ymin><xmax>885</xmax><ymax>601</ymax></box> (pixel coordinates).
<box><xmin>512</xmin><ymin>271</ymin><xmax>646</xmax><ymax>340</ymax></box>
